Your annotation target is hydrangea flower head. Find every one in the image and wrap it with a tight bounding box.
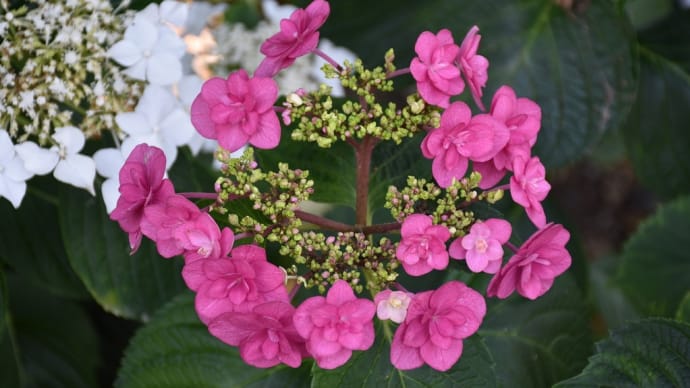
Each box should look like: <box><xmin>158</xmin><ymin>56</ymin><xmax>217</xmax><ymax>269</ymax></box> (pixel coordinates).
<box><xmin>191</xmin><ymin>69</ymin><xmax>281</xmax><ymax>152</ymax></box>
<box><xmin>449</xmin><ymin>218</ymin><xmax>511</xmax><ymax>274</ymax></box>
<box><xmin>390</xmin><ymin>281</ymin><xmax>486</xmax><ymax>371</ymax></box>
<box><xmin>487</xmin><ymin>223</ymin><xmax>571</xmax><ymax>300</ymax></box>
<box><xmin>510</xmin><ymin>156</ymin><xmax>551</xmax><ymax>228</ymax></box>
<box><xmin>396</xmin><ymin>214</ymin><xmax>451</xmax><ymax>276</ymax></box>
<box><xmin>375</xmin><ymin>290</ymin><xmax>413</xmax><ymax>324</ymax></box>
<box><xmin>209</xmin><ymin>301</ymin><xmax>307</xmax><ymax>368</ymax></box>
<box><xmin>410</xmin><ymin>29</ymin><xmax>463</xmax><ymax>108</ymax></box>
<box><xmin>110</xmin><ymin>144</ymin><xmax>175</xmax><ymax>253</ymax></box>
<box><xmin>255</xmin><ymin>0</ymin><xmax>331</xmax><ymax>77</ymax></box>
<box><xmin>292</xmin><ymin>279</ymin><xmax>375</xmax><ymax>369</ymax></box>
<box><xmin>457</xmin><ymin>26</ymin><xmax>489</xmax><ymax>111</ymax></box>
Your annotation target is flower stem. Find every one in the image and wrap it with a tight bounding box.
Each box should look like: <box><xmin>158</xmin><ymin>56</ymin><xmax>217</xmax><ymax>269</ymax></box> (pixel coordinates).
<box><xmin>506</xmin><ymin>241</ymin><xmax>520</xmax><ymax>253</ymax></box>
<box><xmin>294</xmin><ymin>209</ymin><xmax>352</xmax><ymax>232</ymax></box>
<box><xmin>354</xmin><ymin>136</ymin><xmax>378</xmax><ymax>226</ymax></box>
<box><xmin>386</xmin><ymin>67</ymin><xmax>411</xmax><ymax>79</ymax></box>
<box><xmin>312</xmin><ymin>48</ymin><xmax>342</xmax><ymax>71</ymax></box>
<box><xmin>178</xmin><ymin>192</ymin><xmax>218</xmax><ymax>200</ymax></box>
<box><xmin>487</xmin><ymin>183</ymin><xmax>510</xmax><ymax>192</ymax></box>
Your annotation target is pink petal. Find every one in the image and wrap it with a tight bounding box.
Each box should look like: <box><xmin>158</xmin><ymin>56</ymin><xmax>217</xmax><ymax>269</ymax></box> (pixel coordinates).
<box><xmin>420</xmin><ymin>338</ymin><xmax>463</xmax><ymax>371</ymax></box>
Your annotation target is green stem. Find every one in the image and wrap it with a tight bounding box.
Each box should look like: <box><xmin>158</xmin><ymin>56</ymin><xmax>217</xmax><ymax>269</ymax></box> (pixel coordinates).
<box><xmin>354</xmin><ymin>136</ymin><xmax>378</xmax><ymax>226</ymax></box>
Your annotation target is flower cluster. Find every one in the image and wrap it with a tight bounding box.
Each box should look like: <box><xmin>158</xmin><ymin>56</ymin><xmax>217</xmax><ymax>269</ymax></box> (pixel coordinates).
<box><xmin>109</xmin><ymin>0</ymin><xmax>572</xmax><ymax>373</ymax></box>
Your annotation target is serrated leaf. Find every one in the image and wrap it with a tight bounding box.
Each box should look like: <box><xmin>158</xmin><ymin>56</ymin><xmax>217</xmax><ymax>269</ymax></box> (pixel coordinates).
<box><xmin>555</xmin><ymin>318</ymin><xmax>690</xmax><ymax>387</ymax></box>
<box><xmin>58</xmin><ymin>185</ymin><xmax>187</xmax><ymax>320</ymax></box>
<box><xmin>116</xmin><ymin>291</ymin><xmax>313</xmax><ymax>388</ymax></box>
<box><xmin>616</xmin><ymin>195</ymin><xmax>690</xmax><ymax>317</ymax></box>
<box><xmin>623</xmin><ymin>10</ymin><xmax>690</xmax><ymax>198</ymax></box>
<box><xmin>0</xmin><ymin>272</ymin><xmax>100</xmax><ymax>388</ymax></box>
<box><xmin>311</xmin><ymin>0</ymin><xmax>637</xmax><ymax>167</ymax></box>
<box><xmin>0</xmin><ymin>177</ymin><xmax>88</xmax><ymax>299</ymax></box>
<box><xmin>480</xmin><ymin>274</ymin><xmax>592</xmax><ymax>387</ymax></box>
<box><xmin>311</xmin><ymin>321</ymin><xmax>496</xmax><ymax>387</ymax></box>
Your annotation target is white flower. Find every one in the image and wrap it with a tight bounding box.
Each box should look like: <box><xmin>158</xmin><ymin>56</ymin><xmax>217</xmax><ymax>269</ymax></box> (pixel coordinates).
<box><xmin>93</xmin><ymin>147</ymin><xmax>125</xmax><ymax>213</ymax></box>
<box><xmin>136</xmin><ymin>0</ymin><xmax>189</xmax><ymax>29</ymax></box>
<box><xmin>185</xmin><ymin>2</ymin><xmax>226</xmax><ymax>35</ymax></box>
<box><xmin>313</xmin><ymin>39</ymin><xmax>356</xmax><ymax>97</ymax></box>
<box><xmin>107</xmin><ymin>18</ymin><xmax>186</xmax><ymax>85</ymax></box>
<box><xmin>115</xmin><ymin>84</ymin><xmax>194</xmax><ymax>169</ymax></box>
<box><xmin>177</xmin><ymin>74</ymin><xmax>217</xmax><ymax>155</ymax></box>
<box><xmin>262</xmin><ymin>0</ymin><xmax>297</xmax><ymax>24</ymax></box>
<box><xmin>15</xmin><ymin>127</ymin><xmax>96</xmax><ymax>195</ymax></box>
<box><xmin>0</xmin><ymin>130</ymin><xmax>33</xmax><ymax>208</ymax></box>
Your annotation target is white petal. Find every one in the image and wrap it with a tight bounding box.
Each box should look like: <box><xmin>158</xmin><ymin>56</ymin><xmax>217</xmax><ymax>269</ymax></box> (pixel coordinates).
<box><xmin>54</xmin><ymin>154</ymin><xmax>96</xmax><ymax>195</ymax></box>
<box><xmin>178</xmin><ymin>74</ymin><xmax>203</xmax><ymax>108</ymax></box>
<box><xmin>160</xmin><ymin>140</ymin><xmax>178</xmax><ymax>169</ymax></box>
<box><xmin>52</xmin><ymin>126</ymin><xmax>85</xmax><ymax>154</ymax></box>
<box><xmin>146</xmin><ymin>53</ymin><xmax>182</xmax><ymax>85</ymax></box>
<box><xmin>160</xmin><ymin>108</ymin><xmax>194</xmax><ymax>146</ymax></box>
<box><xmin>135</xmin><ymin>3</ymin><xmax>160</xmax><ymax>25</ymax></box>
<box><xmin>160</xmin><ymin>0</ymin><xmax>189</xmax><ymax>27</ymax></box>
<box><xmin>4</xmin><ymin>155</ymin><xmax>33</xmax><ymax>181</ymax></box>
<box><xmin>155</xmin><ymin>27</ymin><xmax>186</xmax><ymax>58</ymax></box>
<box><xmin>0</xmin><ymin>130</ymin><xmax>16</xmax><ymax>165</ymax></box>
<box><xmin>116</xmin><ymin>112</ymin><xmax>152</xmax><ymax>137</ymax></box>
<box><xmin>14</xmin><ymin>142</ymin><xmax>59</xmax><ymax>175</ymax></box>
<box><xmin>107</xmin><ymin>40</ymin><xmax>143</xmax><ymax>67</ymax></box>
<box><xmin>185</xmin><ymin>3</ymin><xmax>225</xmax><ymax>34</ymax></box>
<box><xmin>0</xmin><ymin>176</ymin><xmax>27</xmax><ymax>209</ymax></box>
<box><xmin>124</xmin><ymin>19</ymin><xmax>158</xmax><ymax>51</ymax></box>
<box><xmin>262</xmin><ymin>0</ymin><xmax>297</xmax><ymax>24</ymax></box>
<box><xmin>101</xmin><ymin>177</ymin><xmax>120</xmax><ymax>214</ymax></box>
<box><xmin>93</xmin><ymin>148</ymin><xmax>125</xmax><ymax>178</ymax></box>
<box><xmin>123</xmin><ymin>60</ymin><xmax>148</xmax><ymax>81</ymax></box>
<box><xmin>137</xmin><ymin>85</ymin><xmax>178</xmax><ymax>126</ymax></box>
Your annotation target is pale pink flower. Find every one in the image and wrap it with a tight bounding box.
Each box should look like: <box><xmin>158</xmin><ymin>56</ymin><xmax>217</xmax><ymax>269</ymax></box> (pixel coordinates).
<box><xmin>141</xmin><ymin>194</ymin><xmax>201</xmax><ymax>258</ymax></box>
<box><xmin>457</xmin><ymin>25</ymin><xmax>489</xmax><ymax>111</ymax></box>
<box><xmin>255</xmin><ymin>0</ymin><xmax>330</xmax><ymax>77</ymax></box>
<box><xmin>487</xmin><ymin>223</ymin><xmax>571</xmax><ymax>300</ymax></box>
<box><xmin>208</xmin><ymin>301</ymin><xmax>308</xmax><ymax>368</ymax></box>
<box><xmin>173</xmin><ymin>213</ymin><xmax>234</xmax><ymax>262</ymax></box>
<box><xmin>410</xmin><ymin>29</ymin><xmax>463</xmax><ymax>108</ymax></box>
<box><xmin>182</xmin><ymin>244</ymin><xmax>288</xmax><ymax>323</ymax></box>
<box><xmin>292</xmin><ymin>279</ymin><xmax>375</xmax><ymax>369</ymax></box>
<box><xmin>390</xmin><ymin>281</ymin><xmax>486</xmax><ymax>371</ymax></box>
<box><xmin>510</xmin><ymin>156</ymin><xmax>551</xmax><ymax>228</ymax></box>
<box><xmin>421</xmin><ymin>102</ymin><xmax>509</xmax><ymax>188</ymax></box>
<box><xmin>374</xmin><ymin>290</ymin><xmax>413</xmax><ymax>324</ymax></box>
<box><xmin>190</xmin><ymin>69</ymin><xmax>281</xmax><ymax>152</ymax></box>
<box><xmin>449</xmin><ymin>218</ymin><xmax>511</xmax><ymax>274</ymax></box>
<box><xmin>396</xmin><ymin>214</ymin><xmax>451</xmax><ymax>276</ymax></box>
<box><xmin>474</xmin><ymin>85</ymin><xmax>542</xmax><ymax>189</ymax></box>
<box><xmin>110</xmin><ymin>144</ymin><xmax>175</xmax><ymax>253</ymax></box>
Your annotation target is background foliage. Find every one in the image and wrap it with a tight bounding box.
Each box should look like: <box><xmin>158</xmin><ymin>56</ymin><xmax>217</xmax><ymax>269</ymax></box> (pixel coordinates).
<box><xmin>1</xmin><ymin>0</ymin><xmax>690</xmax><ymax>386</ymax></box>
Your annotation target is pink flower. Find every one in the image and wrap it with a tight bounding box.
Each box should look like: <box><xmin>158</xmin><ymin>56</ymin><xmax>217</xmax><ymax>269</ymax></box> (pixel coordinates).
<box><xmin>292</xmin><ymin>279</ymin><xmax>375</xmax><ymax>369</ymax></box>
<box><xmin>141</xmin><ymin>194</ymin><xmax>201</xmax><ymax>258</ymax></box>
<box><xmin>449</xmin><ymin>218</ymin><xmax>511</xmax><ymax>274</ymax></box>
<box><xmin>182</xmin><ymin>244</ymin><xmax>288</xmax><ymax>323</ymax></box>
<box><xmin>410</xmin><ymin>29</ymin><xmax>463</xmax><ymax>108</ymax></box>
<box><xmin>396</xmin><ymin>214</ymin><xmax>451</xmax><ymax>276</ymax></box>
<box><xmin>110</xmin><ymin>143</ymin><xmax>175</xmax><ymax>253</ymax></box>
<box><xmin>390</xmin><ymin>281</ymin><xmax>486</xmax><ymax>371</ymax></box>
<box><xmin>487</xmin><ymin>223</ymin><xmax>571</xmax><ymax>300</ymax></box>
<box><xmin>190</xmin><ymin>69</ymin><xmax>281</xmax><ymax>152</ymax></box>
<box><xmin>457</xmin><ymin>26</ymin><xmax>489</xmax><ymax>111</ymax></box>
<box><xmin>255</xmin><ymin>0</ymin><xmax>330</xmax><ymax>77</ymax></box>
<box><xmin>510</xmin><ymin>156</ymin><xmax>551</xmax><ymax>228</ymax></box>
<box><xmin>474</xmin><ymin>85</ymin><xmax>542</xmax><ymax>189</ymax></box>
<box><xmin>208</xmin><ymin>301</ymin><xmax>307</xmax><ymax>368</ymax></box>
<box><xmin>174</xmin><ymin>213</ymin><xmax>234</xmax><ymax>263</ymax></box>
<box><xmin>374</xmin><ymin>290</ymin><xmax>413</xmax><ymax>324</ymax></box>
<box><xmin>421</xmin><ymin>102</ymin><xmax>509</xmax><ymax>188</ymax></box>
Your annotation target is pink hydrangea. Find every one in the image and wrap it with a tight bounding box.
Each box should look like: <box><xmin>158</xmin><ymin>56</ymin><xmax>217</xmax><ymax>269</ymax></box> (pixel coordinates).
<box><xmin>182</xmin><ymin>244</ymin><xmax>288</xmax><ymax>323</ymax></box>
<box><xmin>510</xmin><ymin>156</ymin><xmax>551</xmax><ymax>228</ymax></box>
<box><xmin>410</xmin><ymin>29</ymin><xmax>463</xmax><ymax>108</ymax></box>
<box><xmin>421</xmin><ymin>102</ymin><xmax>509</xmax><ymax>188</ymax></box>
<box><xmin>390</xmin><ymin>281</ymin><xmax>486</xmax><ymax>371</ymax></box>
<box><xmin>208</xmin><ymin>301</ymin><xmax>307</xmax><ymax>368</ymax></box>
<box><xmin>140</xmin><ymin>194</ymin><xmax>201</xmax><ymax>258</ymax></box>
<box><xmin>474</xmin><ymin>85</ymin><xmax>542</xmax><ymax>189</ymax></box>
<box><xmin>396</xmin><ymin>214</ymin><xmax>451</xmax><ymax>276</ymax></box>
<box><xmin>173</xmin><ymin>213</ymin><xmax>234</xmax><ymax>263</ymax></box>
<box><xmin>255</xmin><ymin>0</ymin><xmax>330</xmax><ymax>77</ymax></box>
<box><xmin>292</xmin><ymin>279</ymin><xmax>375</xmax><ymax>369</ymax></box>
<box><xmin>457</xmin><ymin>25</ymin><xmax>489</xmax><ymax>111</ymax></box>
<box><xmin>374</xmin><ymin>289</ymin><xmax>413</xmax><ymax>324</ymax></box>
<box><xmin>110</xmin><ymin>143</ymin><xmax>175</xmax><ymax>253</ymax></box>
<box><xmin>190</xmin><ymin>69</ymin><xmax>280</xmax><ymax>152</ymax></box>
<box><xmin>487</xmin><ymin>223</ymin><xmax>571</xmax><ymax>300</ymax></box>
<box><xmin>448</xmin><ymin>218</ymin><xmax>511</xmax><ymax>274</ymax></box>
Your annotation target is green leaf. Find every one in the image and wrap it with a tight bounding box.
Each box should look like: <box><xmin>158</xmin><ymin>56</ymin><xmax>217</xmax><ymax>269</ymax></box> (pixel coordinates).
<box><xmin>625</xmin><ymin>0</ymin><xmax>673</xmax><ymax>30</ymax></box>
<box><xmin>0</xmin><ymin>272</ymin><xmax>100</xmax><ymax>388</ymax></box>
<box><xmin>555</xmin><ymin>318</ymin><xmax>690</xmax><ymax>387</ymax></box>
<box><xmin>677</xmin><ymin>293</ymin><xmax>690</xmax><ymax>323</ymax></box>
<box><xmin>616</xmin><ymin>195</ymin><xmax>690</xmax><ymax>317</ymax></box>
<box><xmin>116</xmin><ymin>291</ymin><xmax>313</xmax><ymax>388</ymax></box>
<box><xmin>0</xmin><ymin>178</ymin><xmax>88</xmax><ymax>299</ymax></box>
<box><xmin>480</xmin><ymin>274</ymin><xmax>593</xmax><ymax>387</ymax></box>
<box><xmin>311</xmin><ymin>321</ymin><xmax>496</xmax><ymax>387</ymax></box>
<box><xmin>314</xmin><ymin>0</ymin><xmax>637</xmax><ymax>167</ymax></box>
<box><xmin>589</xmin><ymin>256</ymin><xmax>639</xmax><ymax>331</ymax></box>
<box><xmin>622</xmin><ymin>10</ymin><xmax>690</xmax><ymax>198</ymax></box>
<box><xmin>58</xmin><ymin>184</ymin><xmax>187</xmax><ymax>320</ymax></box>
